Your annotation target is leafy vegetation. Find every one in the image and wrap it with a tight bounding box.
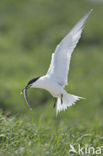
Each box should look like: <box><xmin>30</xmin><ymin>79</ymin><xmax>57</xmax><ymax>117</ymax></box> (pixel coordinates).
<box><xmin>0</xmin><ymin>0</ymin><xmax>103</xmax><ymax>155</ymax></box>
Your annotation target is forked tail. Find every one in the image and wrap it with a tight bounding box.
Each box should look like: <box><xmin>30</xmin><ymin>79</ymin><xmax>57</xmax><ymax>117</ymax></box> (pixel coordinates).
<box><xmin>56</xmin><ymin>93</ymin><xmax>84</xmax><ymax>116</ymax></box>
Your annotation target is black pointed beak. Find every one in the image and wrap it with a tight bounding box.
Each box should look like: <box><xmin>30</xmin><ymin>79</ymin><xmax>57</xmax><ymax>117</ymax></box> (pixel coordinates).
<box><xmin>21</xmin><ymin>86</ymin><xmax>32</xmax><ymax>110</ymax></box>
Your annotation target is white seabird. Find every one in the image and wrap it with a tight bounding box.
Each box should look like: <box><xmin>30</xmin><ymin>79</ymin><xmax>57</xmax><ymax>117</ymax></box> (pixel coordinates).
<box><xmin>22</xmin><ymin>10</ymin><xmax>92</xmax><ymax>115</ymax></box>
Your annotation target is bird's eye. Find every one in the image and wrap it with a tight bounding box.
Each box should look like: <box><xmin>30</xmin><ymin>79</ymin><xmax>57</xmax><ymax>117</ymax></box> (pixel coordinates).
<box><xmin>29</xmin><ymin>84</ymin><xmax>32</xmax><ymax>88</ymax></box>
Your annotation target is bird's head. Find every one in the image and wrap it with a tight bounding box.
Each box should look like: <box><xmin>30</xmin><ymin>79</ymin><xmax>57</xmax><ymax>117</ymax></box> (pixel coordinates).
<box><xmin>21</xmin><ymin>77</ymin><xmax>40</xmax><ymax>110</ymax></box>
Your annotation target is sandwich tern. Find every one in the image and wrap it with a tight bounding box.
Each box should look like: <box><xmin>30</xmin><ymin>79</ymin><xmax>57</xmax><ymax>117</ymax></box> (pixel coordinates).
<box><xmin>22</xmin><ymin>10</ymin><xmax>92</xmax><ymax>115</ymax></box>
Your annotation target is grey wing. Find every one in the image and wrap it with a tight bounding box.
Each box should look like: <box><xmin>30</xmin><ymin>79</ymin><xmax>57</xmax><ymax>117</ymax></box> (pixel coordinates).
<box><xmin>47</xmin><ymin>10</ymin><xmax>92</xmax><ymax>87</ymax></box>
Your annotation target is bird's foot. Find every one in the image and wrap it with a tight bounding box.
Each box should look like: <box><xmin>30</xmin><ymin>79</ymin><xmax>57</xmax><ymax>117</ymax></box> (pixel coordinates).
<box><xmin>53</xmin><ymin>98</ymin><xmax>57</xmax><ymax>108</ymax></box>
<box><xmin>61</xmin><ymin>94</ymin><xmax>63</xmax><ymax>104</ymax></box>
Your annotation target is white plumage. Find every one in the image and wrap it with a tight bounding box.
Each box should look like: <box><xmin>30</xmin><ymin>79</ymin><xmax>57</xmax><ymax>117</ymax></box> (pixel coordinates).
<box><xmin>22</xmin><ymin>10</ymin><xmax>92</xmax><ymax>115</ymax></box>
<box><xmin>47</xmin><ymin>10</ymin><xmax>92</xmax><ymax>87</ymax></box>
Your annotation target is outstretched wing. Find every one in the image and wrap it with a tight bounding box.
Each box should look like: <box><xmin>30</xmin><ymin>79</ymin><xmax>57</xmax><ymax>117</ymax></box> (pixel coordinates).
<box><xmin>47</xmin><ymin>10</ymin><xmax>92</xmax><ymax>87</ymax></box>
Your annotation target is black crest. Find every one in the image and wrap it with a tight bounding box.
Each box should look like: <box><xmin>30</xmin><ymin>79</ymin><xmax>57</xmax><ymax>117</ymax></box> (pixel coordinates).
<box><xmin>27</xmin><ymin>77</ymin><xmax>40</xmax><ymax>86</ymax></box>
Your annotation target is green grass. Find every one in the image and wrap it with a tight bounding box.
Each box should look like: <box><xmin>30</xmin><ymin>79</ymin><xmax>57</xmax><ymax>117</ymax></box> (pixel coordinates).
<box><xmin>0</xmin><ymin>111</ymin><xmax>103</xmax><ymax>156</ymax></box>
<box><xmin>0</xmin><ymin>0</ymin><xmax>103</xmax><ymax>155</ymax></box>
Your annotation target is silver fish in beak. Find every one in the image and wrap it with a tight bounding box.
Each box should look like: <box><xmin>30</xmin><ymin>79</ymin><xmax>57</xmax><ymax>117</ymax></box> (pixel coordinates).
<box><xmin>21</xmin><ymin>77</ymin><xmax>40</xmax><ymax>110</ymax></box>
<box><xmin>21</xmin><ymin>86</ymin><xmax>32</xmax><ymax>110</ymax></box>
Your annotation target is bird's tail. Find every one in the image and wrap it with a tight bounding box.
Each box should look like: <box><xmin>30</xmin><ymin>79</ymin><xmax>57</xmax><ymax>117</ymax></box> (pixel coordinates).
<box><xmin>56</xmin><ymin>93</ymin><xmax>84</xmax><ymax>116</ymax></box>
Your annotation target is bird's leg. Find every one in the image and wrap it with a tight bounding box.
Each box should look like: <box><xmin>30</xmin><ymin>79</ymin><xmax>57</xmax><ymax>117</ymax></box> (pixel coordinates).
<box><xmin>53</xmin><ymin>98</ymin><xmax>57</xmax><ymax>108</ymax></box>
<box><xmin>61</xmin><ymin>94</ymin><xmax>63</xmax><ymax>104</ymax></box>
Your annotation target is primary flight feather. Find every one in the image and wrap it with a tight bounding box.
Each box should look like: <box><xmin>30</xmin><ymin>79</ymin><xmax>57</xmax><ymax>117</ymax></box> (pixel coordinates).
<box><xmin>22</xmin><ymin>10</ymin><xmax>92</xmax><ymax>115</ymax></box>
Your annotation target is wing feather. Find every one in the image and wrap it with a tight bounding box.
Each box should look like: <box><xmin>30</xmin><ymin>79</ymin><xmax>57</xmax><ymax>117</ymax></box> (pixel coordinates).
<box><xmin>47</xmin><ymin>10</ymin><xmax>92</xmax><ymax>87</ymax></box>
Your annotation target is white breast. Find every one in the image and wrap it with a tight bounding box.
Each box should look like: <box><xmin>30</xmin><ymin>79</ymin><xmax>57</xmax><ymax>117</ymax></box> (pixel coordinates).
<box><xmin>32</xmin><ymin>76</ymin><xmax>65</xmax><ymax>97</ymax></box>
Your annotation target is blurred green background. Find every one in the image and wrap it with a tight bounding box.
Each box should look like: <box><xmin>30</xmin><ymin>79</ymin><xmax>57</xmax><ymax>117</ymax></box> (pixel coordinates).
<box><xmin>0</xmin><ymin>0</ymin><xmax>103</xmax><ymax>155</ymax></box>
